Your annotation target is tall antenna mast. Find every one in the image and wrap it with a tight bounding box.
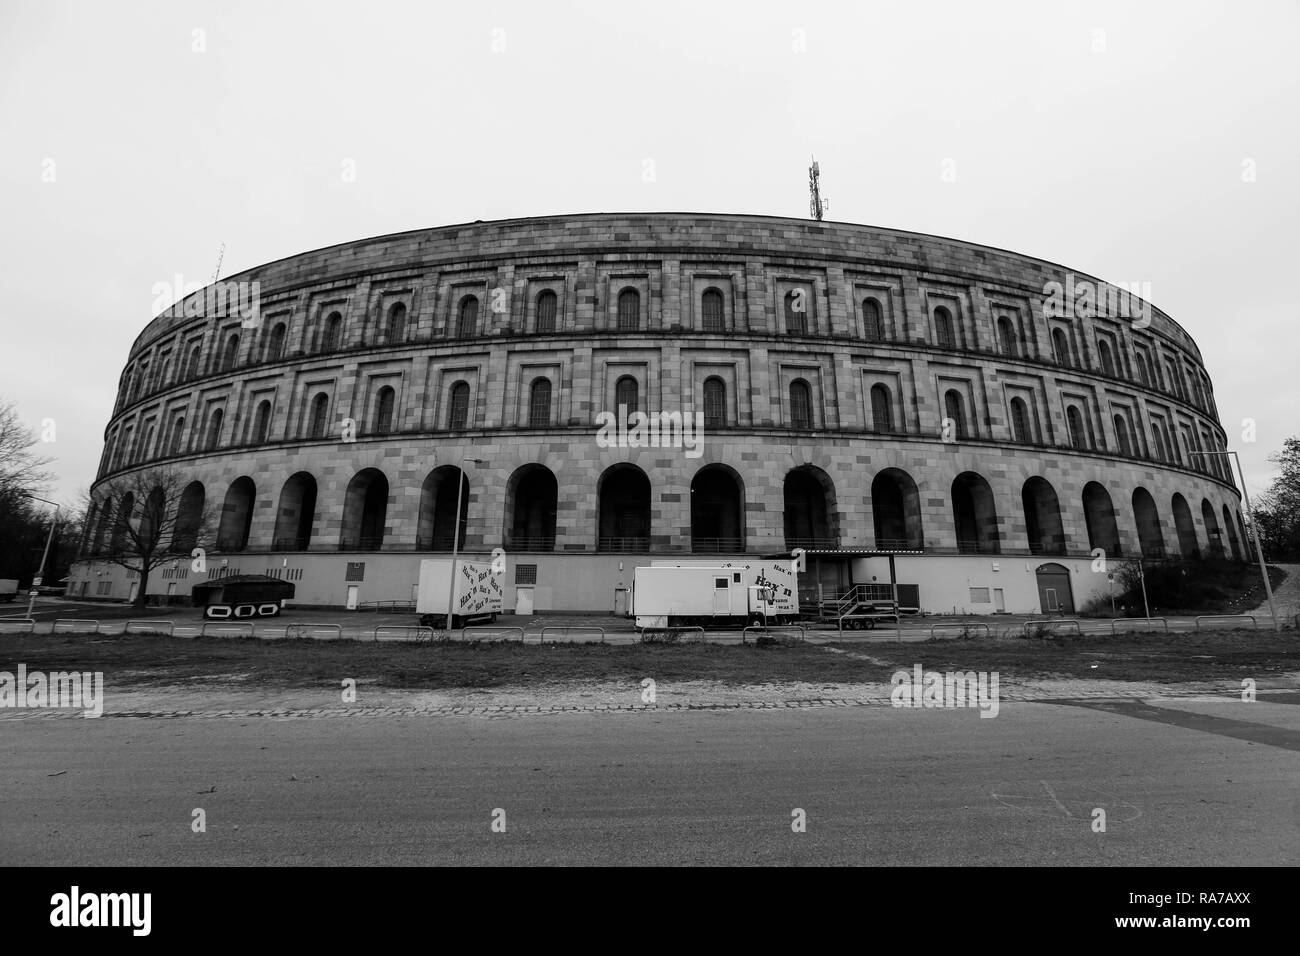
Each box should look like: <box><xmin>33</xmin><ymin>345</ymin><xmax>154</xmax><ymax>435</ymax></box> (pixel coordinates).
<box><xmin>809</xmin><ymin>158</ymin><xmax>827</xmax><ymax>221</ymax></box>
<box><xmin>211</xmin><ymin>243</ymin><xmax>226</xmax><ymax>283</ymax></box>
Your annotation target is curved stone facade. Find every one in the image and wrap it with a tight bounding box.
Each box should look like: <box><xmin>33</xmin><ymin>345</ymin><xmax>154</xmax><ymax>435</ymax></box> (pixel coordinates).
<box><xmin>72</xmin><ymin>213</ymin><xmax>1246</xmax><ymax>614</ymax></box>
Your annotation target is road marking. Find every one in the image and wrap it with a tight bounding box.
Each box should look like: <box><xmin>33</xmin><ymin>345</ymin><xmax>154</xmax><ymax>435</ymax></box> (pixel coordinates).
<box><xmin>1040</xmin><ymin>780</ymin><xmax>1073</xmax><ymax>819</ymax></box>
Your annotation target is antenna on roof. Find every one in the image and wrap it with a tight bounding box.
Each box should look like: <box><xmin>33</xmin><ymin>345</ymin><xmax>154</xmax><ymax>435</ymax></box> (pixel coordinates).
<box><xmin>809</xmin><ymin>158</ymin><xmax>827</xmax><ymax>221</ymax></box>
<box><xmin>211</xmin><ymin>243</ymin><xmax>226</xmax><ymax>283</ymax></box>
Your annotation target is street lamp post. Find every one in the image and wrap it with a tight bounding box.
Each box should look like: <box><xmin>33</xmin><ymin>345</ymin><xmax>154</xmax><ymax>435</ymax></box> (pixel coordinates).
<box><xmin>1190</xmin><ymin>450</ymin><xmax>1279</xmax><ymax>631</ymax></box>
<box><xmin>444</xmin><ymin>458</ymin><xmax>484</xmax><ymax>630</ymax></box>
<box><xmin>21</xmin><ymin>494</ymin><xmax>60</xmax><ymax>621</ymax></box>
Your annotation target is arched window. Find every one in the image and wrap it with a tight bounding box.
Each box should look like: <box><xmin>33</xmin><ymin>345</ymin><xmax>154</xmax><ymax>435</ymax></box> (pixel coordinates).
<box><xmin>934</xmin><ymin>307</ymin><xmax>955</xmax><ymax>349</ymax></box>
<box><xmin>944</xmin><ymin>389</ymin><xmax>967</xmax><ymax>439</ymax></box>
<box><xmin>535</xmin><ymin>291</ymin><xmax>557</xmax><ymax>334</ymax></box>
<box><xmin>264</xmin><ymin>323</ymin><xmax>286</xmax><ymax>362</ymax></box>
<box><xmin>221</xmin><ymin>334</ymin><xmax>240</xmax><ymax>371</ymax></box>
<box><xmin>784</xmin><ymin>291</ymin><xmax>807</xmax><ymax>335</ymax></box>
<box><xmin>997</xmin><ymin>316</ymin><xmax>1017</xmax><ymax>357</ymax></box>
<box><xmin>615</xmin><ymin>375</ymin><xmax>639</xmax><ymax>415</ymax></box>
<box><xmin>870</xmin><ymin>383</ymin><xmax>893</xmax><ymax>432</ymax></box>
<box><xmin>1136</xmin><ymin>352</ymin><xmax>1150</xmax><ymax>386</ymax></box>
<box><xmin>447</xmin><ymin>381</ymin><xmax>470</xmax><ymax>430</ymax></box>
<box><xmin>789</xmin><ymin>379</ymin><xmax>812</xmax><ymax>429</ymax></box>
<box><xmin>702</xmin><ymin>376</ymin><xmax>726</xmax><ymax>428</ymax></box>
<box><xmin>205</xmin><ymin>408</ymin><xmax>224</xmax><ymax>449</ymax></box>
<box><xmin>1114</xmin><ymin>414</ymin><xmax>1132</xmax><ymax>456</ymax></box>
<box><xmin>386</xmin><ymin>303</ymin><xmax>406</xmax><ymax>342</ymax></box>
<box><xmin>169</xmin><ymin>416</ymin><xmax>185</xmax><ymax>455</ymax></box>
<box><xmin>528</xmin><ymin>378</ymin><xmax>552</xmax><ymax>427</ymax></box>
<box><xmin>702</xmin><ymin>288</ymin><xmax>725</xmax><ymax>332</ymax></box>
<box><xmin>322</xmin><ymin>312</ymin><xmax>343</xmax><ymax>352</ymax></box>
<box><xmin>617</xmin><ymin>289</ymin><xmax>640</xmax><ymax>331</ymax></box>
<box><xmin>863</xmin><ymin>298</ymin><xmax>884</xmax><ymax>341</ymax></box>
<box><xmin>1009</xmin><ymin>397</ymin><xmax>1031</xmax><ymax>443</ymax></box>
<box><xmin>1052</xmin><ymin>327</ymin><xmax>1071</xmax><ymax>366</ymax></box>
<box><xmin>187</xmin><ymin>345</ymin><xmax>202</xmax><ymax>379</ymax></box>
<box><xmin>373</xmin><ymin>387</ymin><xmax>395</xmax><ymax>435</ymax></box>
<box><xmin>457</xmin><ymin>297</ymin><xmax>479</xmax><ymax>338</ymax></box>
<box><xmin>308</xmin><ymin>393</ymin><xmax>329</xmax><ymax>439</ymax></box>
<box><xmin>1067</xmin><ymin>406</ymin><xmax>1087</xmax><ymax>449</ymax></box>
<box><xmin>1098</xmin><ymin>339</ymin><xmax>1115</xmax><ymax>376</ymax></box>
<box><xmin>1151</xmin><ymin>425</ymin><xmax>1166</xmax><ymax>462</ymax></box>
<box><xmin>138</xmin><ymin>423</ymin><xmax>155</xmax><ymax>463</ymax></box>
<box><xmin>253</xmin><ymin>401</ymin><xmax>272</xmax><ymax>443</ymax></box>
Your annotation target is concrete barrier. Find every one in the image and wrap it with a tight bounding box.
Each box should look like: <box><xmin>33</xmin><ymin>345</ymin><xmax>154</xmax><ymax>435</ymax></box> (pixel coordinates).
<box><xmin>537</xmin><ymin>625</ymin><xmax>606</xmax><ymax>644</ymax></box>
<box><xmin>52</xmin><ymin>619</ymin><xmax>99</xmax><ymax>633</ymax></box>
<box><xmin>1013</xmin><ymin>619</ymin><xmax>1081</xmax><ymax>638</ymax></box>
<box><xmin>373</xmin><ymin>625</ymin><xmax>436</xmax><ymax>642</ymax></box>
<box><xmin>0</xmin><ymin>619</ymin><xmax>36</xmax><ymax>634</ymax></box>
<box><xmin>636</xmin><ymin>625</ymin><xmax>705</xmax><ymax>643</ymax></box>
<box><xmin>1110</xmin><ymin>617</ymin><xmax>1169</xmax><ymax>634</ymax></box>
<box><xmin>929</xmin><ymin>622</ymin><xmax>990</xmax><ymax>639</ymax></box>
<box><xmin>200</xmin><ymin>621</ymin><xmax>255</xmax><ymax>638</ymax></box>
<box><xmin>1194</xmin><ymin>614</ymin><xmax>1258</xmax><ymax>630</ymax></box>
<box><xmin>285</xmin><ymin>623</ymin><xmax>344</xmax><ymax>641</ymax></box>
<box><xmin>124</xmin><ymin>619</ymin><xmax>174</xmax><ymax>636</ymax></box>
<box><xmin>459</xmin><ymin>625</ymin><xmax>525</xmax><ymax>643</ymax></box>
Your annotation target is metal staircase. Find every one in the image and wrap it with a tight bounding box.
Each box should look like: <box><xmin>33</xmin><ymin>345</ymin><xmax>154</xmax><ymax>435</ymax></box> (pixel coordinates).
<box><xmin>819</xmin><ymin>584</ymin><xmax>900</xmax><ymax>631</ymax></box>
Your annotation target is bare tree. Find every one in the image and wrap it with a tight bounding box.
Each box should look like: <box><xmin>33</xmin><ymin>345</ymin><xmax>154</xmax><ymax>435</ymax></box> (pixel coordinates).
<box><xmin>0</xmin><ymin>399</ymin><xmax>54</xmax><ymax>498</ymax></box>
<box><xmin>84</xmin><ymin>467</ymin><xmax>216</xmax><ymax>608</ymax></box>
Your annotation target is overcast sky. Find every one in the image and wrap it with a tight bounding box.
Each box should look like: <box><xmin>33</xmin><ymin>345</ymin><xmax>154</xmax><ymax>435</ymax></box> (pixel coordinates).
<box><xmin>2</xmin><ymin>0</ymin><xmax>1296</xmax><ymax>509</ymax></box>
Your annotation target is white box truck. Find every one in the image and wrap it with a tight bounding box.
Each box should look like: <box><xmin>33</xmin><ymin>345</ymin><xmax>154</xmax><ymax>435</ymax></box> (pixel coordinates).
<box><xmin>632</xmin><ymin>560</ymin><xmax>799</xmax><ymax>628</ymax></box>
<box><xmin>416</xmin><ymin>558</ymin><xmax>503</xmax><ymax>627</ymax></box>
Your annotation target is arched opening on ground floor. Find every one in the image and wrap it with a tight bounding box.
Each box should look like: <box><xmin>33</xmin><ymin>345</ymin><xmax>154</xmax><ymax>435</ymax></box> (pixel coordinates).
<box><xmin>341</xmin><ymin>469</ymin><xmax>388</xmax><ymax>550</ymax></box>
<box><xmin>783</xmin><ymin>465</ymin><xmax>838</xmax><ymax>549</ymax></box>
<box><xmin>273</xmin><ymin>473</ymin><xmax>317</xmax><ymax>551</ymax></box>
<box><xmin>216</xmin><ymin>478</ymin><xmax>255</xmax><ymax>552</ymax></box>
<box><xmin>505</xmin><ymin>465</ymin><xmax>557</xmax><ymax>551</ymax></box>
<box><xmin>417</xmin><ymin>466</ymin><xmax>469</xmax><ymax>551</ymax></box>
<box><xmin>872</xmin><ymin>468</ymin><xmax>923</xmax><ymax>550</ymax></box>
<box><xmin>952</xmin><ymin>471</ymin><xmax>1000</xmax><ymax>554</ymax></box>
<box><xmin>597</xmin><ymin>464</ymin><xmax>651</xmax><ymax>551</ymax></box>
<box><xmin>1082</xmin><ymin>482</ymin><xmax>1122</xmax><ymax>557</ymax></box>
<box><xmin>691</xmin><ymin>464</ymin><xmax>745</xmax><ymax>551</ymax></box>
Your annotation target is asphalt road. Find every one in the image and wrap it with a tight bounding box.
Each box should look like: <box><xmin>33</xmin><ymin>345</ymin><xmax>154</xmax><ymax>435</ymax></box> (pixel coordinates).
<box><xmin>4</xmin><ymin>696</ymin><xmax>1298</xmax><ymax>865</ymax></box>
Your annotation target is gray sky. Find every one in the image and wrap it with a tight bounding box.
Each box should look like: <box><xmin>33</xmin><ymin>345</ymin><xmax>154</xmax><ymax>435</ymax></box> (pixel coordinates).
<box><xmin>2</xmin><ymin>0</ymin><xmax>1296</xmax><ymax>507</ymax></box>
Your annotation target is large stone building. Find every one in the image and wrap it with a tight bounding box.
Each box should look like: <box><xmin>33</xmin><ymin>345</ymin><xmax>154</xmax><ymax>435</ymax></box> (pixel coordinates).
<box><xmin>71</xmin><ymin>213</ymin><xmax>1246</xmax><ymax>615</ymax></box>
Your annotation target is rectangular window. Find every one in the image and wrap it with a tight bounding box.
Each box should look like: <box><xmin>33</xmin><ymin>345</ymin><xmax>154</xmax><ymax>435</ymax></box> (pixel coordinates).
<box><xmin>346</xmin><ymin>562</ymin><xmax>366</xmax><ymax>582</ymax></box>
<box><xmin>969</xmin><ymin>588</ymin><xmax>991</xmax><ymax>603</ymax></box>
<box><xmin>515</xmin><ymin>564</ymin><xmax>538</xmax><ymax>584</ymax></box>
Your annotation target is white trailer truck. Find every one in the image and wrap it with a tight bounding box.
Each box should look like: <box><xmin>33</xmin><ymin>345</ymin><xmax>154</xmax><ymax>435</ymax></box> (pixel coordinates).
<box><xmin>416</xmin><ymin>558</ymin><xmax>503</xmax><ymax>628</ymax></box>
<box><xmin>632</xmin><ymin>560</ymin><xmax>799</xmax><ymax>628</ymax></box>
